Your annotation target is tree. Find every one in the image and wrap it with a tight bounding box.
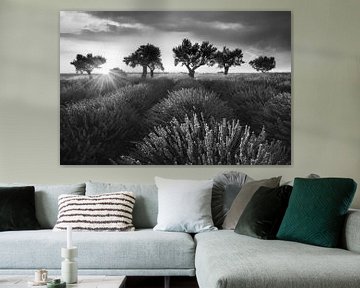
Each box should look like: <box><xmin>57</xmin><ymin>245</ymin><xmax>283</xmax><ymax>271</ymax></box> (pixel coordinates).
<box><xmin>215</xmin><ymin>47</ymin><xmax>245</xmax><ymax>75</ymax></box>
<box><xmin>173</xmin><ymin>38</ymin><xmax>217</xmax><ymax>78</ymax></box>
<box><xmin>249</xmin><ymin>56</ymin><xmax>276</xmax><ymax>73</ymax></box>
<box><xmin>109</xmin><ymin>67</ymin><xmax>127</xmax><ymax>77</ymax></box>
<box><xmin>148</xmin><ymin>59</ymin><xmax>164</xmax><ymax>78</ymax></box>
<box><xmin>70</xmin><ymin>53</ymin><xmax>106</xmax><ymax>75</ymax></box>
<box><xmin>123</xmin><ymin>44</ymin><xmax>164</xmax><ymax>78</ymax></box>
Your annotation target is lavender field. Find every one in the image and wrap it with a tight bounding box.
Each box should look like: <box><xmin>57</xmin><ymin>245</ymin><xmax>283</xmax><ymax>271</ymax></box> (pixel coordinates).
<box><xmin>60</xmin><ymin>72</ymin><xmax>291</xmax><ymax>165</ymax></box>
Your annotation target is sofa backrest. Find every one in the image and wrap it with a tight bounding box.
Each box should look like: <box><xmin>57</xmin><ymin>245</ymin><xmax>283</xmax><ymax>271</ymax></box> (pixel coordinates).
<box><xmin>86</xmin><ymin>181</ymin><xmax>158</xmax><ymax>229</ymax></box>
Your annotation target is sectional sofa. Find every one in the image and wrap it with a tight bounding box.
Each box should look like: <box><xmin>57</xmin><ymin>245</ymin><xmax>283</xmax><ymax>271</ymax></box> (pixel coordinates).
<box><xmin>0</xmin><ymin>180</ymin><xmax>360</xmax><ymax>288</ymax></box>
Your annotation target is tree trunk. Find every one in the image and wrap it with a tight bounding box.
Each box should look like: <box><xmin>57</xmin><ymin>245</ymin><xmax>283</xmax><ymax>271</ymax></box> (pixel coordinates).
<box><xmin>150</xmin><ymin>69</ymin><xmax>154</xmax><ymax>78</ymax></box>
<box><xmin>86</xmin><ymin>70</ymin><xmax>92</xmax><ymax>79</ymax></box>
<box><xmin>142</xmin><ymin>66</ymin><xmax>147</xmax><ymax>78</ymax></box>
<box><xmin>224</xmin><ymin>66</ymin><xmax>229</xmax><ymax>75</ymax></box>
<box><xmin>188</xmin><ymin>69</ymin><xmax>195</xmax><ymax>78</ymax></box>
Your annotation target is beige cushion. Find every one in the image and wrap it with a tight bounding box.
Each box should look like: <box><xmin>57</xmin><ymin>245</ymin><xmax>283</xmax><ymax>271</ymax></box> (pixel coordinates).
<box><xmin>222</xmin><ymin>177</ymin><xmax>281</xmax><ymax>229</ymax></box>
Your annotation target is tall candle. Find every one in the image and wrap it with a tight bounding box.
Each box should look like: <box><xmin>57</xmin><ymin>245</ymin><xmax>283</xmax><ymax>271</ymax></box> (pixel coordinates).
<box><xmin>67</xmin><ymin>225</ymin><xmax>72</xmax><ymax>248</ymax></box>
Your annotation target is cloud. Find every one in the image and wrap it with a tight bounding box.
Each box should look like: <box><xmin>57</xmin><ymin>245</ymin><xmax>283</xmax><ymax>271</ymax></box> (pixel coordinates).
<box><xmin>78</xmin><ymin>11</ymin><xmax>291</xmax><ymax>52</ymax></box>
<box><xmin>60</xmin><ymin>11</ymin><xmax>120</xmax><ymax>33</ymax></box>
<box><xmin>60</xmin><ymin>11</ymin><xmax>150</xmax><ymax>41</ymax></box>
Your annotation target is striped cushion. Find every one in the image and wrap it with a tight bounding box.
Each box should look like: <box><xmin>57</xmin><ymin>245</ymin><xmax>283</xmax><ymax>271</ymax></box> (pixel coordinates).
<box><xmin>53</xmin><ymin>192</ymin><xmax>136</xmax><ymax>232</ymax></box>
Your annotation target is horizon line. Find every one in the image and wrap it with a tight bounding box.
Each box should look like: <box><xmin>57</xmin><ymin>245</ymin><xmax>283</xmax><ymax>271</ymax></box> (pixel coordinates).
<box><xmin>60</xmin><ymin>71</ymin><xmax>292</xmax><ymax>75</ymax></box>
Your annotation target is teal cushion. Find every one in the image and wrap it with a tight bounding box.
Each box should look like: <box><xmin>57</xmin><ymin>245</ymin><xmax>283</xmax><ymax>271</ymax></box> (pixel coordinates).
<box><xmin>277</xmin><ymin>178</ymin><xmax>357</xmax><ymax>247</ymax></box>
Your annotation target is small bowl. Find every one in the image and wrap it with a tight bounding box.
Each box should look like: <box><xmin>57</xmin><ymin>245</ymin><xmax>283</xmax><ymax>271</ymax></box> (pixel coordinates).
<box><xmin>47</xmin><ymin>279</ymin><xmax>66</xmax><ymax>288</ymax></box>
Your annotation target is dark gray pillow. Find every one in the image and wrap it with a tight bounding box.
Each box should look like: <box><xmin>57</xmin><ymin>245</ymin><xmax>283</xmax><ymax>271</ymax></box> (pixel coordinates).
<box><xmin>212</xmin><ymin>171</ymin><xmax>251</xmax><ymax>228</ymax></box>
<box><xmin>0</xmin><ymin>186</ymin><xmax>41</xmax><ymax>231</ymax></box>
<box><xmin>0</xmin><ymin>183</ymin><xmax>86</xmax><ymax>228</ymax></box>
<box><xmin>235</xmin><ymin>185</ymin><xmax>292</xmax><ymax>239</ymax></box>
<box><xmin>223</xmin><ymin>176</ymin><xmax>282</xmax><ymax>230</ymax></box>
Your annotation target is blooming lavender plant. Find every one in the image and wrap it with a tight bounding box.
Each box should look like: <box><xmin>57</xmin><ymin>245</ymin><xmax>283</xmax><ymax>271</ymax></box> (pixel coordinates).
<box><xmin>124</xmin><ymin>113</ymin><xmax>289</xmax><ymax>165</ymax></box>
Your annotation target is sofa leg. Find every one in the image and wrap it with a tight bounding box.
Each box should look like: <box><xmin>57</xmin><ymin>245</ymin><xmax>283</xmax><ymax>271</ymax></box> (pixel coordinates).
<box><xmin>164</xmin><ymin>276</ymin><xmax>170</xmax><ymax>288</ymax></box>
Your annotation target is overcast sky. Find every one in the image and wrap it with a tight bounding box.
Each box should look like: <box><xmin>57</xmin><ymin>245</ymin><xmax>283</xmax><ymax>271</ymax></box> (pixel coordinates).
<box><xmin>60</xmin><ymin>11</ymin><xmax>291</xmax><ymax>74</ymax></box>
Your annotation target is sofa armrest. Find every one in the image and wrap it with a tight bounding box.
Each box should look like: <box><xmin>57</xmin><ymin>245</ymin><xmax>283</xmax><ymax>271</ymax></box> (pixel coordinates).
<box><xmin>342</xmin><ymin>209</ymin><xmax>360</xmax><ymax>253</ymax></box>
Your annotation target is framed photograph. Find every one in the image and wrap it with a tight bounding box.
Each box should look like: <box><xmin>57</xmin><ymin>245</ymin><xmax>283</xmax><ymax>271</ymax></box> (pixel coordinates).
<box><xmin>60</xmin><ymin>11</ymin><xmax>291</xmax><ymax>165</ymax></box>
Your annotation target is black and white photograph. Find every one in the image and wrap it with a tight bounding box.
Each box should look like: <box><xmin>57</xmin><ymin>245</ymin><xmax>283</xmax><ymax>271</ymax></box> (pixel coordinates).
<box><xmin>60</xmin><ymin>11</ymin><xmax>291</xmax><ymax>165</ymax></box>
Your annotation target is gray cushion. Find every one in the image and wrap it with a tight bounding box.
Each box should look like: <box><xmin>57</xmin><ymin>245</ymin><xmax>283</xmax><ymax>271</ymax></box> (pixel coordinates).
<box><xmin>0</xmin><ymin>183</ymin><xmax>85</xmax><ymax>228</ymax></box>
<box><xmin>195</xmin><ymin>230</ymin><xmax>360</xmax><ymax>288</ymax></box>
<box><xmin>342</xmin><ymin>209</ymin><xmax>360</xmax><ymax>253</ymax></box>
<box><xmin>85</xmin><ymin>182</ymin><xmax>158</xmax><ymax>229</ymax></box>
<box><xmin>212</xmin><ymin>171</ymin><xmax>251</xmax><ymax>228</ymax></box>
<box><xmin>0</xmin><ymin>229</ymin><xmax>195</xmax><ymax>271</ymax></box>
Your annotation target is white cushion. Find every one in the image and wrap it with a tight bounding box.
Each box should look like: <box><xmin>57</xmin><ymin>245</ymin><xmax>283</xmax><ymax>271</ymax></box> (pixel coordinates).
<box><xmin>153</xmin><ymin>177</ymin><xmax>217</xmax><ymax>233</ymax></box>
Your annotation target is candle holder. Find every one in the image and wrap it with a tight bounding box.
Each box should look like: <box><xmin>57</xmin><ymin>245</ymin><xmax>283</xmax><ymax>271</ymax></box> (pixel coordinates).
<box><xmin>61</xmin><ymin>247</ymin><xmax>78</xmax><ymax>284</ymax></box>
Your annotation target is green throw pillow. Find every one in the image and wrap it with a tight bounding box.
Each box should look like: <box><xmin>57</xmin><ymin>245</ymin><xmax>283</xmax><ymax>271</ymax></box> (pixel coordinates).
<box><xmin>277</xmin><ymin>178</ymin><xmax>357</xmax><ymax>247</ymax></box>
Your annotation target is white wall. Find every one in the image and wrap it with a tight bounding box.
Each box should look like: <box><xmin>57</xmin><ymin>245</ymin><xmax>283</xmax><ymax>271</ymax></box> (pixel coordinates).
<box><xmin>0</xmin><ymin>0</ymin><xmax>359</xmax><ymax>207</ymax></box>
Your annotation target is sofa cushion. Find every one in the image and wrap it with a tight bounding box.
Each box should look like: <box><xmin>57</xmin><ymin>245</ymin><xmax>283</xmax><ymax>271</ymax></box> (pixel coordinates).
<box><xmin>212</xmin><ymin>171</ymin><xmax>251</xmax><ymax>228</ymax></box>
<box><xmin>342</xmin><ymin>209</ymin><xmax>360</xmax><ymax>253</ymax></box>
<box><xmin>86</xmin><ymin>182</ymin><xmax>158</xmax><ymax>229</ymax></box>
<box><xmin>0</xmin><ymin>186</ymin><xmax>40</xmax><ymax>231</ymax></box>
<box><xmin>154</xmin><ymin>177</ymin><xmax>216</xmax><ymax>233</ymax></box>
<box><xmin>0</xmin><ymin>183</ymin><xmax>86</xmax><ymax>229</ymax></box>
<box><xmin>234</xmin><ymin>185</ymin><xmax>292</xmax><ymax>239</ymax></box>
<box><xmin>53</xmin><ymin>192</ymin><xmax>136</xmax><ymax>232</ymax></box>
<box><xmin>0</xmin><ymin>229</ymin><xmax>195</xmax><ymax>271</ymax></box>
<box><xmin>222</xmin><ymin>176</ymin><xmax>281</xmax><ymax>229</ymax></box>
<box><xmin>195</xmin><ymin>230</ymin><xmax>360</xmax><ymax>288</ymax></box>
<box><xmin>277</xmin><ymin>178</ymin><xmax>357</xmax><ymax>247</ymax></box>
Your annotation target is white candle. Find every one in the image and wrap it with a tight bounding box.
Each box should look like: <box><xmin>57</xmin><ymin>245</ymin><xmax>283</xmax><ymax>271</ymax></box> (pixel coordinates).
<box><xmin>67</xmin><ymin>225</ymin><xmax>72</xmax><ymax>249</ymax></box>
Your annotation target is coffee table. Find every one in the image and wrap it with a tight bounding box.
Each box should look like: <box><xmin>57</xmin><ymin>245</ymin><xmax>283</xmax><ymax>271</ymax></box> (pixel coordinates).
<box><xmin>0</xmin><ymin>275</ymin><xmax>126</xmax><ymax>288</ymax></box>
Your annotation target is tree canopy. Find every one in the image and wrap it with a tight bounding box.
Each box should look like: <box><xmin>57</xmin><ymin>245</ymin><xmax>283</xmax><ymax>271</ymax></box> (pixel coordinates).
<box><xmin>173</xmin><ymin>39</ymin><xmax>217</xmax><ymax>78</ymax></box>
<box><xmin>249</xmin><ymin>56</ymin><xmax>276</xmax><ymax>73</ymax></box>
<box><xmin>70</xmin><ymin>54</ymin><xmax>106</xmax><ymax>75</ymax></box>
<box><xmin>123</xmin><ymin>44</ymin><xmax>164</xmax><ymax>78</ymax></box>
<box><xmin>215</xmin><ymin>47</ymin><xmax>245</xmax><ymax>75</ymax></box>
